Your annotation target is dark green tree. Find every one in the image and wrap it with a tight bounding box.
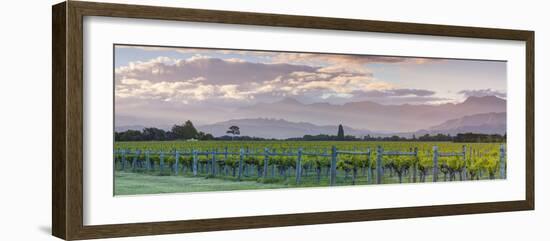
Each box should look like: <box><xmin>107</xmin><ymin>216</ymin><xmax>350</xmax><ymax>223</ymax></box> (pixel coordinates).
<box><xmin>337</xmin><ymin>124</ymin><xmax>344</xmax><ymax>140</ymax></box>
<box><xmin>196</xmin><ymin>131</ymin><xmax>214</xmax><ymax>140</ymax></box>
<box><xmin>117</xmin><ymin>130</ymin><xmax>142</xmax><ymax>141</ymax></box>
<box><xmin>141</xmin><ymin>127</ymin><xmax>166</xmax><ymax>141</ymax></box>
<box><xmin>226</xmin><ymin>125</ymin><xmax>240</xmax><ymax>140</ymax></box>
<box><xmin>171</xmin><ymin>120</ymin><xmax>199</xmax><ymax>139</ymax></box>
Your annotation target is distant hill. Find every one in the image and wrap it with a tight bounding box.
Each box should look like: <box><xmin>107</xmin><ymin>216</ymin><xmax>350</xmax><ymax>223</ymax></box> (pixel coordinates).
<box><xmin>415</xmin><ymin>112</ymin><xmax>506</xmax><ymax>136</ymax></box>
<box><xmin>237</xmin><ymin>95</ymin><xmax>506</xmax><ymax>132</ymax></box>
<box><xmin>115</xmin><ymin>125</ymin><xmax>148</xmax><ymax>132</ymax></box>
<box><xmin>115</xmin><ymin>95</ymin><xmax>507</xmax><ymax>137</ymax></box>
<box><xmin>118</xmin><ymin>112</ymin><xmax>506</xmax><ymax>139</ymax></box>
<box><xmin>197</xmin><ymin>118</ymin><xmax>373</xmax><ymax>139</ymax></box>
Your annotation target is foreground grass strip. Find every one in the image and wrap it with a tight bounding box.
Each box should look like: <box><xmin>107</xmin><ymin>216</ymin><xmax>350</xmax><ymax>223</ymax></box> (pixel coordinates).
<box><xmin>114</xmin><ymin>171</ymin><xmax>288</xmax><ymax>195</ymax></box>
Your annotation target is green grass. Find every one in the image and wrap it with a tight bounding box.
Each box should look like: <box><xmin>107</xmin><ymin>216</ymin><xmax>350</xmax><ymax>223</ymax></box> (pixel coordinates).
<box><xmin>114</xmin><ymin>168</ymin><xmax>497</xmax><ymax>195</ymax></box>
<box><xmin>114</xmin><ymin>171</ymin><xmax>288</xmax><ymax>195</ymax></box>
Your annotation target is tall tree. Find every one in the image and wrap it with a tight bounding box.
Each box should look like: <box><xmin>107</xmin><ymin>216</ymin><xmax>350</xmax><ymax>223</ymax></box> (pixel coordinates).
<box><xmin>117</xmin><ymin>130</ymin><xmax>143</xmax><ymax>141</ymax></box>
<box><xmin>337</xmin><ymin>124</ymin><xmax>344</xmax><ymax>140</ymax></box>
<box><xmin>141</xmin><ymin>127</ymin><xmax>166</xmax><ymax>141</ymax></box>
<box><xmin>171</xmin><ymin>120</ymin><xmax>199</xmax><ymax>140</ymax></box>
<box><xmin>196</xmin><ymin>131</ymin><xmax>214</xmax><ymax>140</ymax></box>
<box><xmin>182</xmin><ymin>120</ymin><xmax>199</xmax><ymax>139</ymax></box>
<box><xmin>226</xmin><ymin>125</ymin><xmax>240</xmax><ymax>140</ymax></box>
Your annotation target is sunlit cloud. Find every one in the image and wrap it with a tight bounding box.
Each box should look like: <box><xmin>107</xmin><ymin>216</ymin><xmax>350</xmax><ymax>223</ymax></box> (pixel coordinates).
<box><xmin>113</xmin><ymin>45</ymin><xmax>451</xmax><ymax>111</ymax></box>
<box><xmin>458</xmin><ymin>88</ymin><xmax>506</xmax><ymax>98</ymax></box>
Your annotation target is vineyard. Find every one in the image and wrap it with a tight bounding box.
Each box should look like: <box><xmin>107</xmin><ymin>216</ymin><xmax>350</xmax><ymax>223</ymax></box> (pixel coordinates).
<box><xmin>114</xmin><ymin>141</ymin><xmax>506</xmax><ymax>195</ymax></box>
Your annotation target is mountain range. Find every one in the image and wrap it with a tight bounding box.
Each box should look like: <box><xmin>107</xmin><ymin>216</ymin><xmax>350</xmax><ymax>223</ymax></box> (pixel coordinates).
<box><xmin>418</xmin><ymin>112</ymin><xmax>506</xmax><ymax>136</ymax></box>
<box><xmin>197</xmin><ymin>118</ymin><xmax>375</xmax><ymax>139</ymax></box>
<box><xmin>236</xmin><ymin>95</ymin><xmax>505</xmax><ymax>132</ymax></box>
<box><xmin>197</xmin><ymin>112</ymin><xmax>506</xmax><ymax>139</ymax></box>
<box><xmin>116</xmin><ymin>95</ymin><xmax>506</xmax><ymax>138</ymax></box>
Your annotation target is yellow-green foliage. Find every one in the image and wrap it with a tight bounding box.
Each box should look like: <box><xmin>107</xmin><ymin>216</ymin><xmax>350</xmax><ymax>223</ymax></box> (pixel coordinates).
<box><xmin>116</xmin><ymin>140</ymin><xmax>501</xmax><ymax>155</ymax></box>
<box><xmin>149</xmin><ymin>155</ymin><xmax>160</xmax><ymax>164</ymax></box>
<box><xmin>417</xmin><ymin>151</ymin><xmax>433</xmax><ymax>170</ymax></box>
<box><xmin>164</xmin><ymin>155</ymin><xmax>175</xmax><ymax>165</ymax></box>
<box><xmin>336</xmin><ymin>154</ymin><xmax>364</xmax><ymax>171</ymax></box>
<box><xmin>225</xmin><ymin>156</ymin><xmax>239</xmax><ymax>168</ymax></box>
<box><xmin>302</xmin><ymin>156</ymin><xmax>330</xmax><ymax>169</ymax></box>
<box><xmin>440</xmin><ymin>156</ymin><xmax>465</xmax><ymax>172</ymax></box>
<box><xmin>115</xmin><ymin>141</ymin><xmax>504</xmax><ymax>178</ymax></box>
<box><xmin>198</xmin><ymin>155</ymin><xmax>209</xmax><ymax>164</ymax></box>
<box><xmin>180</xmin><ymin>156</ymin><xmax>193</xmax><ymax>166</ymax></box>
<box><xmin>245</xmin><ymin>155</ymin><xmax>260</xmax><ymax>165</ymax></box>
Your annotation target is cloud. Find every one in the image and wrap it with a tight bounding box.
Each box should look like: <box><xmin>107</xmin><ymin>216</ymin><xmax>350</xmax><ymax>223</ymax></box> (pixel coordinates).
<box><xmin>116</xmin><ymin>45</ymin><xmax>442</xmax><ymax>68</ymax></box>
<box><xmin>372</xmin><ymin>96</ymin><xmax>450</xmax><ymax>105</ymax></box>
<box><xmin>115</xmin><ymin>54</ymin><xmax>400</xmax><ymax>105</ymax></box>
<box><xmin>116</xmin><ymin>45</ymin><xmax>279</xmax><ymax>58</ymax></box>
<box><xmin>270</xmin><ymin>53</ymin><xmax>441</xmax><ymax>74</ymax></box>
<box><xmin>270</xmin><ymin>53</ymin><xmax>432</xmax><ymax>65</ymax></box>
<box><xmin>313</xmin><ymin>88</ymin><xmax>442</xmax><ymax>105</ymax></box>
<box><xmin>458</xmin><ymin>88</ymin><xmax>506</xmax><ymax>98</ymax></box>
<box><xmin>115</xmin><ymin>77</ymin><xmax>266</xmax><ymax>103</ymax></box>
<box><xmin>116</xmin><ymin>77</ymin><xmax>213</xmax><ymax>102</ymax></box>
<box><xmin>115</xmin><ymin>56</ymin><xmax>317</xmax><ymax>85</ymax></box>
<box><xmin>389</xmin><ymin>88</ymin><xmax>436</xmax><ymax>97</ymax></box>
<box><xmin>115</xmin><ymin>52</ymin><xmax>444</xmax><ymax>109</ymax></box>
<box><xmin>114</xmin><ymin>48</ymin><xmax>459</xmax><ymax>128</ymax></box>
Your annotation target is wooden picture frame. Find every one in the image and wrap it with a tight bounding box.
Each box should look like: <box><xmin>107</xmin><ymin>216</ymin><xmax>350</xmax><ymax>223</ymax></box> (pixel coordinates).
<box><xmin>52</xmin><ymin>1</ymin><xmax>534</xmax><ymax>240</ymax></box>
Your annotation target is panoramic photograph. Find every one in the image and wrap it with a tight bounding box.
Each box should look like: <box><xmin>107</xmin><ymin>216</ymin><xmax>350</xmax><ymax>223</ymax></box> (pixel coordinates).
<box><xmin>113</xmin><ymin>44</ymin><xmax>507</xmax><ymax>195</ymax></box>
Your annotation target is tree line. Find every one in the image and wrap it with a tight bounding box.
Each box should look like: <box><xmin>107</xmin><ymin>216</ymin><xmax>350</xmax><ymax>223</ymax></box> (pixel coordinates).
<box><xmin>361</xmin><ymin>133</ymin><xmax>505</xmax><ymax>142</ymax></box>
<box><xmin>115</xmin><ymin>120</ymin><xmax>506</xmax><ymax>143</ymax></box>
<box><xmin>453</xmin><ymin>133</ymin><xmax>506</xmax><ymax>143</ymax></box>
<box><xmin>115</xmin><ymin>120</ymin><xmax>215</xmax><ymax>141</ymax></box>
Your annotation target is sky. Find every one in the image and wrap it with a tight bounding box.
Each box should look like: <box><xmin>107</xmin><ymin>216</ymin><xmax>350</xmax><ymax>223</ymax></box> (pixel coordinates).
<box><xmin>114</xmin><ymin>45</ymin><xmax>506</xmax><ymax>128</ymax></box>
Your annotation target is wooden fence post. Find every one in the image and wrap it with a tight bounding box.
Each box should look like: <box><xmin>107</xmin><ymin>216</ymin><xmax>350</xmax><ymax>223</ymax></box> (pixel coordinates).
<box><xmin>174</xmin><ymin>151</ymin><xmax>179</xmax><ymax>175</ymax></box>
<box><xmin>500</xmin><ymin>144</ymin><xmax>506</xmax><ymax>179</ymax></box>
<box><xmin>159</xmin><ymin>151</ymin><xmax>165</xmax><ymax>174</ymax></box>
<box><xmin>225</xmin><ymin>146</ymin><xmax>228</xmax><ymax>160</ymax></box>
<box><xmin>432</xmin><ymin>146</ymin><xmax>439</xmax><ymax>182</ymax></box>
<box><xmin>271</xmin><ymin>149</ymin><xmax>276</xmax><ymax>178</ymax></box>
<box><xmin>121</xmin><ymin>149</ymin><xmax>127</xmax><ymax>170</ymax></box>
<box><xmin>376</xmin><ymin>146</ymin><xmax>383</xmax><ymax>184</ymax></box>
<box><xmin>192</xmin><ymin>149</ymin><xmax>198</xmax><ymax>176</ymax></box>
<box><xmin>412</xmin><ymin>147</ymin><xmax>418</xmax><ymax>183</ymax></box>
<box><xmin>145</xmin><ymin>150</ymin><xmax>150</xmax><ymax>171</ymax></box>
<box><xmin>461</xmin><ymin>145</ymin><xmax>467</xmax><ymax>180</ymax></box>
<box><xmin>132</xmin><ymin>150</ymin><xmax>140</xmax><ymax>171</ymax></box>
<box><xmin>211</xmin><ymin>150</ymin><xmax>216</xmax><ymax>176</ymax></box>
<box><xmin>238</xmin><ymin>148</ymin><xmax>244</xmax><ymax>181</ymax></box>
<box><xmin>113</xmin><ymin>150</ymin><xmax>117</xmax><ymax>171</ymax></box>
<box><xmin>329</xmin><ymin>146</ymin><xmax>337</xmax><ymax>186</ymax></box>
<box><xmin>263</xmin><ymin>148</ymin><xmax>269</xmax><ymax>178</ymax></box>
<box><xmin>367</xmin><ymin>148</ymin><xmax>372</xmax><ymax>184</ymax></box>
<box><xmin>296</xmin><ymin>148</ymin><xmax>303</xmax><ymax>185</ymax></box>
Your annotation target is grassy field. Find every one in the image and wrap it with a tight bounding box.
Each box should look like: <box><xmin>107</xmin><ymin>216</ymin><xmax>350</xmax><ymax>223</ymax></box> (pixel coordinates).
<box><xmin>114</xmin><ymin>169</ymin><xmax>436</xmax><ymax>195</ymax></box>
<box><xmin>115</xmin><ymin>171</ymin><xmax>288</xmax><ymax>195</ymax></box>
